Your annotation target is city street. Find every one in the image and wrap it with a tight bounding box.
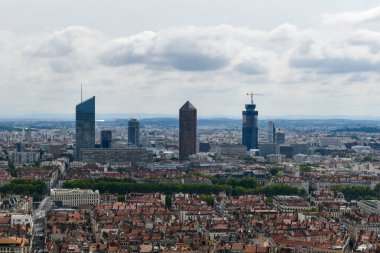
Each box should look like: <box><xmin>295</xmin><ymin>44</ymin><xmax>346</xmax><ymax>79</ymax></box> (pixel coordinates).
<box><xmin>32</xmin><ymin>197</ymin><xmax>50</xmax><ymax>253</ymax></box>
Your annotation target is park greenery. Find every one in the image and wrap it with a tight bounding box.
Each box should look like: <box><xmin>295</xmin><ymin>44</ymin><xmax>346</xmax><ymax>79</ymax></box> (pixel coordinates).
<box><xmin>63</xmin><ymin>177</ymin><xmax>306</xmax><ymax>197</ymax></box>
<box><xmin>0</xmin><ymin>179</ymin><xmax>47</xmax><ymax>196</ymax></box>
<box><xmin>332</xmin><ymin>185</ymin><xmax>379</xmax><ymax>201</ymax></box>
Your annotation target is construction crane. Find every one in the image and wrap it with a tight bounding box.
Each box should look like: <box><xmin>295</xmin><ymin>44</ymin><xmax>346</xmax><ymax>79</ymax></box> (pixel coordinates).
<box><xmin>246</xmin><ymin>92</ymin><xmax>264</xmax><ymax>105</ymax></box>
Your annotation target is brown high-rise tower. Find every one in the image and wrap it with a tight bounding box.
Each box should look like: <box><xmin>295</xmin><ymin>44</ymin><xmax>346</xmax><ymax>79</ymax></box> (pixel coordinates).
<box><xmin>179</xmin><ymin>101</ymin><xmax>197</xmax><ymax>160</ymax></box>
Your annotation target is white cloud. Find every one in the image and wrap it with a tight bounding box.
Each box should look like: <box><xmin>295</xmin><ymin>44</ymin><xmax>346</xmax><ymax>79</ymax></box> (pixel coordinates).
<box><xmin>1</xmin><ymin>12</ymin><xmax>380</xmax><ymax>117</ymax></box>
<box><xmin>321</xmin><ymin>5</ymin><xmax>380</xmax><ymax>25</ymax></box>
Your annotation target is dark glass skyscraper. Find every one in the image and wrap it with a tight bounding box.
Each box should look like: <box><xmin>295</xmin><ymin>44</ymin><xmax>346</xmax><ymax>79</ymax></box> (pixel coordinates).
<box><xmin>242</xmin><ymin>102</ymin><xmax>259</xmax><ymax>150</ymax></box>
<box><xmin>75</xmin><ymin>96</ymin><xmax>95</xmax><ymax>161</ymax></box>
<box><xmin>179</xmin><ymin>101</ymin><xmax>197</xmax><ymax>160</ymax></box>
<box><xmin>128</xmin><ymin>119</ymin><xmax>140</xmax><ymax>146</ymax></box>
<box><xmin>101</xmin><ymin>130</ymin><xmax>112</xmax><ymax>148</ymax></box>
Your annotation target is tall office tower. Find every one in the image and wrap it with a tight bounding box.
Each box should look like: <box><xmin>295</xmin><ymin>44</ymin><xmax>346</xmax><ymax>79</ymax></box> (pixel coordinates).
<box><xmin>128</xmin><ymin>119</ymin><xmax>140</xmax><ymax>146</ymax></box>
<box><xmin>75</xmin><ymin>96</ymin><xmax>95</xmax><ymax>161</ymax></box>
<box><xmin>101</xmin><ymin>130</ymin><xmax>112</xmax><ymax>148</ymax></box>
<box><xmin>267</xmin><ymin>121</ymin><xmax>276</xmax><ymax>144</ymax></box>
<box><xmin>24</xmin><ymin>129</ymin><xmax>32</xmax><ymax>142</ymax></box>
<box><xmin>276</xmin><ymin>131</ymin><xmax>286</xmax><ymax>144</ymax></box>
<box><xmin>242</xmin><ymin>100</ymin><xmax>259</xmax><ymax>150</ymax></box>
<box><xmin>179</xmin><ymin>101</ymin><xmax>197</xmax><ymax>160</ymax></box>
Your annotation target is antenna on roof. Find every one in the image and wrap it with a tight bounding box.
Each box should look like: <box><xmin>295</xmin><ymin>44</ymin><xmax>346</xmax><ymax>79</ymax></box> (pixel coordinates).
<box><xmin>81</xmin><ymin>83</ymin><xmax>83</xmax><ymax>102</ymax></box>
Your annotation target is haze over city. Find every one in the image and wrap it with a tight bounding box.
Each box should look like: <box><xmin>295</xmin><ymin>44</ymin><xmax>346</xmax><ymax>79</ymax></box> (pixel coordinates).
<box><xmin>1</xmin><ymin>0</ymin><xmax>380</xmax><ymax>118</ymax></box>
<box><xmin>4</xmin><ymin>2</ymin><xmax>380</xmax><ymax>253</ymax></box>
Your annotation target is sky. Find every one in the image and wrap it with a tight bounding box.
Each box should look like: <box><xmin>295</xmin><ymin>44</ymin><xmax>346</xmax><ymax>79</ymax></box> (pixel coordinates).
<box><xmin>1</xmin><ymin>0</ymin><xmax>380</xmax><ymax>119</ymax></box>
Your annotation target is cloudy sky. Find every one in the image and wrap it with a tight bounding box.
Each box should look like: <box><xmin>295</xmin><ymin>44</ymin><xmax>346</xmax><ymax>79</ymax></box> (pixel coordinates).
<box><xmin>1</xmin><ymin>0</ymin><xmax>380</xmax><ymax>119</ymax></box>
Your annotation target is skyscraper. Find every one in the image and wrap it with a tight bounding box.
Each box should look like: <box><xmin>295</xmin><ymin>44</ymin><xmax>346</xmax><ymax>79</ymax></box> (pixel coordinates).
<box><xmin>276</xmin><ymin>132</ymin><xmax>286</xmax><ymax>144</ymax></box>
<box><xmin>179</xmin><ymin>101</ymin><xmax>197</xmax><ymax>160</ymax></box>
<box><xmin>128</xmin><ymin>119</ymin><xmax>140</xmax><ymax>147</ymax></box>
<box><xmin>75</xmin><ymin>96</ymin><xmax>95</xmax><ymax>161</ymax></box>
<box><xmin>267</xmin><ymin>121</ymin><xmax>276</xmax><ymax>144</ymax></box>
<box><xmin>242</xmin><ymin>99</ymin><xmax>259</xmax><ymax>150</ymax></box>
<box><xmin>101</xmin><ymin>130</ymin><xmax>112</xmax><ymax>148</ymax></box>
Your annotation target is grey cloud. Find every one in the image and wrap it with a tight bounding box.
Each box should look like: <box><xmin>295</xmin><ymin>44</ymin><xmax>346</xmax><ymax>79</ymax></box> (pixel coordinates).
<box><xmin>159</xmin><ymin>38</ymin><xmax>228</xmax><ymax>71</ymax></box>
<box><xmin>3</xmin><ymin>22</ymin><xmax>380</xmax><ymax>117</ymax></box>
<box><xmin>234</xmin><ymin>62</ymin><xmax>265</xmax><ymax>75</ymax></box>
<box><xmin>21</xmin><ymin>26</ymin><xmax>104</xmax><ymax>73</ymax></box>
<box><xmin>100</xmin><ymin>31</ymin><xmax>229</xmax><ymax>71</ymax></box>
<box><xmin>25</xmin><ymin>37</ymin><xmax>73</xmax><ymax>58</ymax></box>
<box><xmin>100</xmin><ymin>49</ymin><xmax>148</xmax><ymax>66</ymax></box>
<box><xmin>23</xmin><ymin>26</ymin><xmax>102</xmax><ymax>58</ymax></box>
<box><xmin>100</xmin><ymin>31</ymin><xmax>155</xmax><ymax>66</ymax></box>
<box><xmin>49</xmin><ymin>59</ymin><xmax>80</xmax><ymax>73</ymax></box>
<box><xmin>290</xmin><ymin>57</ymin><xmax>380</xmax><ymax>74</ymax></box>
<box><xmin>16</xmin><ymin>24</ymin><xmax>380</xmax><ymax>79</ymax></box>
<box><xmin>163</xmin><ymin>51</ymin><xmax>227</xmax><ymax>71</ymax></box>
<box><xmin>349</xmin><ymin>30</ymin><xmax>380</xmax><ymax>53</ymax></box>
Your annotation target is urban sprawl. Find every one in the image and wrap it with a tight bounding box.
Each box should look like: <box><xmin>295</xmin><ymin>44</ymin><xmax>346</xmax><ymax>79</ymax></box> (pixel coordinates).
<box><xmin>1</xmin><ymin>96</ymin><xmax>380</xmax><ymax>253</ymax></box>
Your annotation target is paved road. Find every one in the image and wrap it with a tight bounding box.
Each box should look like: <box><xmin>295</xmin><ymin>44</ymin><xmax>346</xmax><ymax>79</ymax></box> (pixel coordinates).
<box><xmin>32</xmin><ymin>197</ymin><xmax>51</xmax><ymax>253</ymax></box>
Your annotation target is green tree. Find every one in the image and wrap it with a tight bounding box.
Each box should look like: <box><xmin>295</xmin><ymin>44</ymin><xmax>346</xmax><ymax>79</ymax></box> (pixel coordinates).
<box><xmin>269</xmin><ymin>167</ymin><xmax>280</xmax><ymax>176</ymax></box>
<box><xmin>332</xmin><ymin>185</ymin><xmax>376</xmax><ymax>201</ymax></box>
<box><xmin>165</xmin><ymin>195</ymin><xmax>172</xmax><ymax>209</ymax></box>
<box><xmin>375</xmin><ymin>183</ymin><xmax>380</xmax><ymax>199</ymax></box>
<box><xmin>362</xmin><ymin>156</ymin><xmax>373</xmax><ymax>162</ymax></box>
<box><xmin>7</xmin><ymin>164</ymin><xmax>17</xmax><ymax>177</ymax></box>
<box><xmin>227</xmin><ymin>177</ymin><xmax>258</xmax><ymax>189</ymax></box>
<box><xmin>200</xmin><ymin>194</ymin><xmax>214</xmax><ymax>206</ymax></box>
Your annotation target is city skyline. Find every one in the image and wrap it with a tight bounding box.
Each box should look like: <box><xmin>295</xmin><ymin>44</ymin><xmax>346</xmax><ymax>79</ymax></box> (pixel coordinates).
<box><xmin>2</xmin><ymin>1</ymin><xmax>380</xmax><ymax>118</ymax></box>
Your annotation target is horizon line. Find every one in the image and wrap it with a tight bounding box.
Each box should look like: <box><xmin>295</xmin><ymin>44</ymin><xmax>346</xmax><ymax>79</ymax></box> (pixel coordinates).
<box><xmin>0</xmin><ymin>114</ymin><xmax>379</xmax><ymax>121</ymax></box>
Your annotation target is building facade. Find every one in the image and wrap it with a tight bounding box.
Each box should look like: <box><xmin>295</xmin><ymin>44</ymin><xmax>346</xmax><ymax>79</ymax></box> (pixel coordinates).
<box><xmin>179</xmin><ymin>101</ymin><xmax>197</xmax><ymax>160</ymax></box>
<box><xmin>100</xmin><ymin>130</ymin><xmax>112</xmax><ymax>148</ymax></box>
<box><xmin>128</xmin><ymin>119</ymin><xmax>140</xmax><ymax>146</ymax></box>
<box><xmin>75</xmin><ymin>96</ymin><xmax>95</xmax><ymax>161</ymax></box>
<box><xmin>0</xmin><ymin>237</ymin><xmax>29</xmax><ymax>253</ymax></box>
<box><xmin>259</xmin><ymin>143</ymin><xmax>280</xmax><ymax>157</ymax></box>
<box><xmin>276</xmin><ymin>132</ymin><xmax>285</xmax><ymax>144</ymax></box>
<box><xmin>242</xmin><ymin>103</ymin><xmax>258</xmax><ymax>150</ymax></box>
<box><xmin>267</xmin><ymin>121</ymin><xmax>276</xmax><ymax>144</ymax></box>
<box><xmin>80</xmin><ymin>148</ymin><xmax>153</xmax><ymax>164</ymax></box>
<box><xmin>50</xmin><ymin>188</ymin><xmax>100</xmax><ymax>207</ymax></box>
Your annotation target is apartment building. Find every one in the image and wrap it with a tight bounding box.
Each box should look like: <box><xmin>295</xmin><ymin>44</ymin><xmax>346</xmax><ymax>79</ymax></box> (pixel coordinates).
<box><xmin>50</xmin><ymin>188</ymin><xmax>100</xmax><ymax>208</ymax></box>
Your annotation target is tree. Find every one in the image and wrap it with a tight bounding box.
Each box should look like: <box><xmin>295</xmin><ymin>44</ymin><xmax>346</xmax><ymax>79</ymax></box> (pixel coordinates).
<box><xmin>117</xmin><ymin>195</ymin><xmax>124</xmax><ymax>202</ymax></box>
<box><xmin>7</xmin><ymin>164</ymin><xmax>17</xmax><ymax>177</ymax></box>
<box><xmin>165</xmin><ymin>195</ymin><xmax>172</xmax><ymax>209</ymax></box>
<box><xmin>362</xmin><ymin>156</ymin><xmax>373</xmax><ymax>162</ymax></box>
<box><xmin>200</xmin><ymin>194</ymin><xmax>214</xmax><ymax>206</ymax></box>
<box><xmin>227</xmin><ymin>177</ymin><xmax>258</xmax><ymax>189</ymax></box>
<box><xmin>269</xmin><ymin>167</ymin><xmax>280</xmax><ymax>176</ymax></box>
<box><xmin>374</xmin><ymin>183</ymin><xmax>380</xmax><ymax>199</ymax></box>
<box><xmin>0</xmin><ymin>179</ymin><xmax>48</xmax><ymax>195</ymax></box>
<box><xmin>332</xmin><ymin>185</ymin><xmax>376</xmax><ymax>201</ymax></box>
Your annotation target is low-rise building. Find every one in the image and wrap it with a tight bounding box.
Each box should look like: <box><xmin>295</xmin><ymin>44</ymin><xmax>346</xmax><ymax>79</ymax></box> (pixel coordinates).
<box><xmin>50</xmin><ymin>188</ymin><xmax>100</xmax><ymax>208</ymax></box>
<box><xmin>0</xmin><ymin>237</ymin><xmax>30</xmax><ymax>253</ymax></box>
<box><xmin>272</xmin><ymin>195</ymin><xmax>310</xmax><ymax>213</ymax></box>
<box><xmin>80</xmin><ymin>148</ymin><xmax>153</xmax><ymax>164</ymax></box>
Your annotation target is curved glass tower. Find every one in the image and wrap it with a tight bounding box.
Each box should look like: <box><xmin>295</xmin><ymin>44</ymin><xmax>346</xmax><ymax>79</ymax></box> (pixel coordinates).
<box><xmin>75</xmin><ymin>96</ymin><xmax>95</xmax><ymax>161</ymax></box>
